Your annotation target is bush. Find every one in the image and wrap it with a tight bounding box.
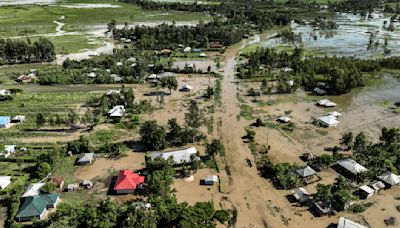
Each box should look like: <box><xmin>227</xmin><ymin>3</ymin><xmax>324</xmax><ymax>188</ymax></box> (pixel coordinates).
<box><xmin>214</xmin><ymin>210</ymin><xmax>230</xmax><ymax>223</ymax></box>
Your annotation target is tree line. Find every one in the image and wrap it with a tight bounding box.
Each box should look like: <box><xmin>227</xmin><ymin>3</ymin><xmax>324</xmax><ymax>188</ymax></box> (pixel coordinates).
<box><xmin>0</xmin><ymin>38</ymin><xmax>56</xmax><ymax>65</ymax></box>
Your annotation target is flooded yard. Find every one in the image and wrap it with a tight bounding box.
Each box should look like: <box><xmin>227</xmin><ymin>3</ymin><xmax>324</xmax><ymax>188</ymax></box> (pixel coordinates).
<box><xmin>263</xmin><ymin>12</ymin><xmax>400</xmax><ymax>58</ymax></box>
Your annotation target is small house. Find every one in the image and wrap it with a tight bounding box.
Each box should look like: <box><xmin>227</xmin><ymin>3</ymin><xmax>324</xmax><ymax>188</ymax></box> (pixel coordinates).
<box><xmin>358</xmin><ymin>185</ymin><xmax>375</xmax><ymax>199</ymax></box>
<box><xmin>327</xmin><ymin>111</ymin><xmax>342</xmax><ymax>118</ymax></box>
<box><xmin>76</xmin><ymin>153</ymin><xmax>95</xmax><ymax>165</ymax></box>
<box><xmin>49</xmin><ymin>176</ymin><xmax>64</xmax><ymax>189</ymax></box>
<box><xmin>201</xmin><ymin>175</ymin><xmax>218</xmax><ymax>186</ymax></box>
<box><xmin>318</xmin><ymin>116</ymin><xmax>339</xmax><ymax>127</ymax></box>
<box><xmin>0</xmin><ymin>89</ymin><xmax>11</xmax><ymax>96</ymax></box>
<box><xmin>192</xmin><ymin>48</ymin><xmax>201</xmax><ymax>53</ymax></box>
<box><xmin>369</xmin><ymin>180</ymin><xmax>385</xmax><ymax>192</ymax></box>
<box><xmin>180</xmin><ymin>85</ymin><xmax>193</xmax><ymax>92</ymax></box>
<box><xmin>105</xmin><ymin>90</ymin><xmax>121</xmax><ymax>96</ymax></box>
<box><xmin>15</xmin><ymin>194</ymin><xmax>60</xmax><ymax>222</ymax></box>
<box><xmin>277</xmin><ymin>116</ymin><xmax>291</xmax><ymax>123</ymax></box>
<box><xmin>116</xmin><ymin>62</ymin><xmax>123</xmax><ymax>66</ymax></box>
<box><xmin>17</xmin><ymin>74</ymin><xmax>37</xmax><ymax>83</ymax></box>
<box><xmin>312</xmin><ymin>201</ymin><xmax>332</xmax><ymax>216</ymax></box>
<box><xmin>292</xmin><ymin>187</ymin><xmax>309</xmax><ymax>203</ymax></box>
<box><xmin>80</xmin><ymin>180</ymin><xmax>93</xmax><ymax>189</ymax></box>
<box><xmin>11</xmin><ymin>115</ymin><xmax>26</xmax><ymax>123</ymax></box>
<box><xmin>108</xmin><ymin>105</ymin><xmax>125</xmax><ymax>118</ymax></box>
<box><xmin>301</xmin><ymin>152</ymin><xmax>317</xmax><ymax>161</ymax></box>
<box><xmin>0</xmin><ymin>116</ymin><xmax>11</xmax><ymax>128</ymax></box>
<box><xmin>377</xmin><ymin>171</ymin><xmax>400</xmax><ymax>188</ymax></box>
<box><xmin>22</xmin><ymin>183</ymin><xmax>45</xmax><ymax>198</ymax></box>
<box><xmin>2</xmin><ymin>145</ymin><xmax>16</xmax><ymax>158</ymax></box>
<box><xmin>296</xmin><ymin>166</ymin><xmax>317</xmax><ymax>179</ymax></box>
<box><xmin>127</xmin><ymin>57</ymin><xmax>137</xmax><ymax>62</ymax></box>
<box><xmin>0</xmin><ymin>176</ymin><xmax>11</xmax><ymax>189</ymax></box>
<box><xmin>150</xmin><ymin>147</ymin><xmax>198</xmax><ymax>165</ymax></box>
<box><xmin>337</xmin><ymin>217</ymin><xmax>367</xmax><ymax>228</ymax></box>
<box><xmin>199</xmin><ymin>53</ymin><xmax>207</xmax><ymax>57</ymax></box>
<box><xmin>316</xmin><ymin>99</ymin><xmax>337</xmax><ymax>107</ymax></box>
<box><xmin>183</xmin><ymin>47</ymin><xmax>191</xmax><ymax>53</ymax></box>
<box><xmin>113</xmin><ymin>170</ymin><xmax>145</xmax><ymax>194</ymax></box>
<box><xmin>66</xmin><ymin>183</ymin><xmax>79</xmax><ymax>192</ymax></box>
<box><xmin>335</xmin><ymin>158</ymin><xmax>368</xmax><ymax>178</ymax></box>
<box><xmin>87</xmin><ymin>72</ymin><xmax>97</xmax><ymax>78</ymax></box>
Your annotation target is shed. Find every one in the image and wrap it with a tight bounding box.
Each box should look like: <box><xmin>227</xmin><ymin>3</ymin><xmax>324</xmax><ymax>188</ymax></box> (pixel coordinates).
<box><xmin>66</xmin><ymin>183</ymin><xmax>79</xmax><ymax>192</ymax></box>
<box><xmin>312</xmin><ymin>201</ymin><xmax>332</xmax><ymax>216</ymax></box>
<box><xmin>302</xmin><ymin>152</ymin><xmax>317</xmax><ymax>161</ymax></box>
<box><xmin>202</xmin><ymin>175</ymin><xmax>218</xmax><ymax>185</ymax></box>
<box><xmin>296</xmin><ymin>166</ymin><xmax>316</xmax><ymax>178</ymax></box>
<box><xmin>358</xmin><ymin>185</ymin><xmax>375</xmax><ymax>199</ymax></box>
<box><xmin>277</xmin><ymin>116</ymin><xmax>291</xmax><ymax>123</ymax></box>
<box><xmin>80</xmin><ymin>180</ymin><xmax>93</xmax><ymax>189</ymax></box>
<box><xmin>2</xmin><ymin>145</ymin><xmax>16</xmax><ymax>158</ymax></box>
<box><xmin>199</xmin><ymin>53</ymin><xmax>207</xmax><ymax>57</ymax></box>
<box><xmin>87</xmin><ymin>72</ymin><xmax>97</xmax><ymax>78</ymax></box>
<box><xmin>292</xmin><ymin>187</ymin><xmax>309</xmax><ymax>203</ymax></box>
<box><xmin>150</xmin><ymin>147</ymin><xmax>198</xmax><ymax>165</ymax></box>
<box><xmin>318</xmin><ymin>116</ymin><xmax>339</xmax><ymax>127</ymax></box>
<box><xmin>0</xmin><ymin>116</ymin><xmax>11</xmax><ymax>128</ymax></box>
<box><xmin>11</xmin><ymin>115</ymin><xmax>26</xmax><ymax>123</ymax></box>
<box><xmin>327</xmin><ymin>111</ymin><xmax>342</xmax><ymax>118</ymax></box>
<box><xmin>317</xmin><ymin>99</ymin><xmax>337</xmax><ymax>107</ymax></box>
<box><xmin>77</xmin><ymin>153</ymin><xmax>95</xmax><ymax>165</ymax></box>
<box><xmin>183</xmin><ymin>47</ymin><xmax>191</xmax><ymax>53</ymax></box>
<box><xmin>377</xmin><ymin>171</ymin><xmax>400</xmax><ymax>188</ymax></box>
<box><xmin>108</xmin><ymin>105</ymin><xmax>125</xmax><ymax>118</ymax></box>
<box><xmin>337</xmin><ymin>217</ymin><xmax>367</xmax><ymax>228</ymax></box>
<box><xmin>369</xmin><ymin>180</ymin><xmax>385</xmax><ymax>192</ymax></box>
<box><xmin>0</xmin><ymin>176</ymin><xmax>11</xmax><ymax>189</ymax></box>
<box><xmin>180</xmin><ymin>85</ymin><xmax>193</xmax><ymax>92</ymax></box>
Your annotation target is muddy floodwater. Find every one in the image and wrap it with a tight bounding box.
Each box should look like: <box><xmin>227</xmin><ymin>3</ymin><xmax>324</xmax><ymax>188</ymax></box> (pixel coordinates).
<box><xmin>263</xmin><ymin>12</ymin><xmax>400</xmax><ymax>58</ymax></box>
<box><xmin>0</xmin><ymin>0</ymin><xmax>55</xmax><ymax>5</ymax></box>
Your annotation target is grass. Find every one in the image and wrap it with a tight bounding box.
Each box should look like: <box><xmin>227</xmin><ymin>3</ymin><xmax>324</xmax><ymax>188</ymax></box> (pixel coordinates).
<box><xmin>52</xmin><ymin>155</ymin><xmax>79</xmax><ymax>183</ymax></box>
<box><xmin>239</xmin><ymin>104</ymin><xmax>254</xmax><ymax>120</ymax></box>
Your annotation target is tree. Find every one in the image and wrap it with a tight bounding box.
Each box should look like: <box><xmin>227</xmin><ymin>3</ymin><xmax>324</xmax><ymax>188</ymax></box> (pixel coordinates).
<box><xmin>41</xmin><ymin>182</ymin><xmax>57</xmax><ymax>194</ymax></box>
<box><xmin>206</xmin><ymin>139</ymin><xmax>225</xmax><ymax>159</ymax></box>
<box><xmin>139</xmin><ymin>121</ymin><xmax>166</xmax><ymax>150</ymax></box>
<box><xmin>340</xmin><ymin>131</ymin><xmax>353</xmax><ymax>150</ymax></box>
<box><xmin>121</xmin><ymin>207</ymin><xmax>158</xmax><ymax>228</ymax></box>
<box><xmin>35</xmin><ymin>162</ymin><xmax>51</xmax><ymax>179</ymax></box>
<box><xmin>314</xmin><ymin>184</ymin><xmax>332</xmax><ymax>204</ymax></box>
<box><xmin>67</xmin><ymin>109</ymin><xmax>79</xmax><ymax>126</ymax></box>
<box><xmin>160</xmin><ymin>76</ymin><xmax>178</xmax><ymax>95</ymax></box>
<box><xmin>82</xmin><ymin>109</ymin><xmax>95</xmax><ymax>128</ymax></box>
<box><xmin>36</xmin><ymin>113</ymin><xmax>46</xmax><ymax>127</ymax></box>
<box><xmin>184</xmin><ymin>100</ymin><xmax>202</xmax><ymax>130</ymax></box>
<box><xmin>353</xmin><ymin>132</ymin><xmax>368</xmax><ymax>159</ymax></box>
<box><xmin>146</xmin><ymin>158</ymin><xmax>176</xmax><ymax>196</ymax></box>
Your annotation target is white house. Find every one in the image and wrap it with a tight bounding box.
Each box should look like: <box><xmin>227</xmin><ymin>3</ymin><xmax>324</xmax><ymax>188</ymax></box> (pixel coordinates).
<box><xmin>22</xmin><ymin>182</ymin><xmax>45</xmax><ymax>198</ymax></box>
<box><xmin>108</xmin><ymin>105</ymin><xmax>125</xmax><ymax>118</ymax></box>
<box><xmin>11</xmin><ymin>115</ymin><xmax>26</xmax><ymax>123</ymax></box>
<box><xmin>327</xmin><ymin>111</ymin><xmax>342</xmax><ymax>118</ymax></box>
<box><xmin>1</xmin><ymin>145</ymin><xmax>16</xmax><ymax>158</ymax></box>
<box><xmin>318</xmin><ymin>115</ymin><xmax>339</xmax><ymax>127</ymax></box>
<box><xmin>377</xmin><ymin>171</ymin><xmax>400</xmax><ymax>188</ymax></box>
<box><xmin>317</xmin><ymin>99</ymin><xmax>337</xmax><ymax>107</ymax></box>
<box><xmin>337</xmin><ymin>217</ymin><xmax>367</xmax><ymax>228</ymax></box>
<box><xmin>358</xmin><ymin>185</ymin><xmax>375</xmax><ymax>199</ymax></box>
<box><xmin>150</xmin><ymin>147</ymin><xmax>198</xmax><ymax>165</ymax></box>
<box><xmin>0</xmin><ymin>176</ymin><xmax>11</xmax><ymax>189</ymax></box>
<box><xmin>277</xmin><ymin>116</ymin><xmax>291</xmax><ymax>123</ymax></box>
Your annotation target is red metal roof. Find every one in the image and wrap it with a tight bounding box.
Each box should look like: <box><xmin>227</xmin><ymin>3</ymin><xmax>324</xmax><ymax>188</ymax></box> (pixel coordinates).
<box><xmin>113</xmin><ymin>170</ymin><xmax>144</xmax><ymax>190</ymax></box>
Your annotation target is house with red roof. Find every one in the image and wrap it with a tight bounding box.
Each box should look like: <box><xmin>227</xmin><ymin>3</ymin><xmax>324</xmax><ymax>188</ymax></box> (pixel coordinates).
<box><xmin>113</xmin><ymin>170</ymin><xmax>145</xmax><ymax>194</ymax></box>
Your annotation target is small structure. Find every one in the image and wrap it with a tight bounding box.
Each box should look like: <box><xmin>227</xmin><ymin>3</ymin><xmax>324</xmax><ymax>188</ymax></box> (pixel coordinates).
<box><xmin>183</xmin><ymin>47</ymin><xmax>191</xmax><ymax>53</ymax></box>
<box><xmin>87</xmin><ymin>72</ymin><xmax>97</xmax><ymax>78</ymax></box>
<box><xmin>337</xmin><ymin>217</ymin><xmax>367</xmax><ymax>228</ymax></box>
<box><xmin>180</xmin><ymin>85</ymin><xmax>193</xmax><ymax>92</ymax></box>
<box><xmin>17</xmin><ymin>73</ymin><xmax>37</xmax><ymax>83</ymax></box>
<box><xmin>282</xmin><ymin>67</ymin><xmax>294</xmax><ymax>73</ymax></box>
<box><xmin>201</xmin><ymin>175</ymin><xmax>218</xmax><ymax>186</ymax></box>
<box><xmin>150</xmin><ymin>147</ymin><xmax>198</xmax><ymax>165</ymax></box>
<box><xmin>80</xmin><ymin>180</ymin><xmax>93</xmax><ymax>189</ymax></box>
<box><xmin>157</xmin><ymin>72</ymin><xmax>177</xmax><ymax>79</ymax></box>
<box><xmin>302</xmin><ymin>152</ymin><xmax>317</xmax><ymax>161</ymax></box>
<box><xmin>377</xmin><ymin>171</ymin><xmax>400</xmax><ymax>188</ymax></box>
<box><xmin>2</xmin><ymin>145</ymin><xmax>16</xmax><ymax>158</ymax></box>
<box><xmin>314</xmin><ymin>87</ymin><xmax>327</xmax><ymax>95</ymax></box>
<box><xmin>76</xmin><ymin>153</ymin><xmax>95</xmax><ymax>165</ymax></box>
<box><xmin>0</xmin><ymin>176</ymin><xmax>11</xmax><ymax>189</ymax></box>
<box><xmin>110</xmin><ymin>74</ymin><xmax>122</xmax><ymax>82</ymax></box>
<box><xmin>312</xmin><ymin>201</ymin><xmax>332</xmax><ymax>216</ymax></box>
<box><xmin>108</xmin><ymin>105</ymin><xmax>125</xmax><ymax>118</ymax></box>
<box><xmin>292</xmin><ymin>187</ymin><xmax>309</xmax><ymax>203</ymax></box>
<box><xmin>317</xmin><ymin>99</ymin><xmax>337</xmax><ymax>107</ymax></box>
<box><xmin>49</xmin><ymin>176</ymin><xmax>64</xmax><ymax>189</ymax></box>
<box><xmin>277</xmin><ymin>116</ymin><xmax>291</xmax><ymax>123</ymax></box>
<box><xmin>318</xmin><ymin>115</ymin><xmax>339</xmax><ymax>127</ymax></box>
<box><xmin>369</xmin><ymin>180</ymin><xmax>385</xmax><ymax>192</ymax></box>
<box><xmin>22</xmin><ymin>183</ymin><xmax>45</xmax><ymax>198</ymax></box>
<box><xmin>11</xmin><ymin>115</ymin><xmax>26</xmax><ymax>123</ymax></box>
<box><xmin>105</xmin><ymin>90</ymin><xmax>120</xmax><ymax>96</ymax></box>
<box><xmin>0</xmin><ymin>89</ymin><xmax>11</xmax><ymax>96</ymax></box>
<box><xmin>116</xmin><ymin>62</ymin><xmax>123</xmax><ymax>66</ymax></box>
<box><xmin>66</xmin><ymin>183</ymin><xmax>79</xmax><ymax>192</ymax></box>
<box><xmin>327</xmin><ymin>111</ymin><xmax>342</xmax><ymax>118</ymax></box>
<box><xmin>358</xmin><ymin>185</ymin><xmax>375</xmax><ymax>199</ymax></box>
<box><xmin>210</xmin><ymin>42</ymin><xmax>223</xmax><ymax>49</ymax></box>
<box><xmin>0</xmin><ymin>116</ymin><xmax>11</xmax><ymax>128</ymax></box>
<box><xmin>199</xmin><ymin>53</ymin><xmax>207</xmax><ymax>57</ymax></box>
<box><xmin>113</xmin><ymin>170</ymin><xmax>145</xmax><ymax>194</ymax></box>
<box><xmin>335</xmin><ymin>158</ymin><xmax>368</xmax><ymax>177</ymax></box>
<box><xmin>15</xmin><ymin>194</ymin><xmax>60</xmax><ymax>222</ymax></box>
<box><xmin>192</xmin><ymin>48</ymin><xmax>201</xmax><ymax>53</ymax></box>
<box><xmin>127</xmin><ymin>57</ymin><xmax>137</xmax><ymax>62</ymax></box>
<box><xmin>296</xmin><ymin>166</ymin><xmax>317</xmax><ymax>178</ymax></box>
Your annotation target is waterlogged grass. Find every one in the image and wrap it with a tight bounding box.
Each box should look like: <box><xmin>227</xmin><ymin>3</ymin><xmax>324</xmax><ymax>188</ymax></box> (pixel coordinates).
<box><xmin>240</xmin><ymin>104</ymin><xmax>254</xmax><ymax>120</ymax></box>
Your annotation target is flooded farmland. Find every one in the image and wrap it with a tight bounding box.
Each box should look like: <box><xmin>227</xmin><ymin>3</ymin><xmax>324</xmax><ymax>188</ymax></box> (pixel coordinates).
<box><xmin>263</xmin><ymin>12</ymin><xmax>400</xmax><ymax>58</ymax></box>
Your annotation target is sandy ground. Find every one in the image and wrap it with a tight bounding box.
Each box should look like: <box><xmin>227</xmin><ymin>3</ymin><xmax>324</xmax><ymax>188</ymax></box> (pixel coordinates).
<box><xmin>74</xmin><ymin>151</ymin><xmax>145</xmax><ymax>180</ymax></box>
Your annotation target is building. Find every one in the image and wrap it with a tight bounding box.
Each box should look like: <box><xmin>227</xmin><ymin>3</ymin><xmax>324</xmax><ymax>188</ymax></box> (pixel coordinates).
<box><xmin>201</xmin><ymin>175</ymin><xmax>218</xmax><ymax>185</ymax></box>
<box><xmin>0</xmin><ymin>89</ymin><xmax>11</xmax><ymax>96</ymax></box>
<box><xmin>80</xmin><ymin>180</ymin><xmax>93</xmax><ymax>189</ymax></box>
<box><xmin>15</xmin><ymin>194</ymin><xmax>60</xmax><ymax>222</ymax></box>
<box><xmin>17</xmin><ymin>73</ymin><xmax>37</xmax><ymax>83</ymax></box>
<box><xmin>277</xmin><ymin>116</ymin><xmax>291</xmax><ymax>123</ymax></box>
<box><xmin>327</xmin><ymin>111</ymin><xmax>342</xmax><ymax>118</ymax></box>
<box><xmin>335</xmin><ymin>158</ymin><xmax>368</xmax><ymax>177</ymax></box>
<box><xmin>76</xmin><ymin>153</ymin><xmax>95</xmax><ymax>165</ymax></box>
<box><xmin>11</xmin><ymin>115</ymin><xmax>26</xmax><ymax>123</ymax></box>
<box><xmin>114</xmin><ymin>170</ymin><xmax>145</xmax><ymax>194</ymax></box>
<box><xmin>0</xmin><ymin>176</ymin><xmax>11</xmax><ymax>189</ymax></box>
<box><xmin>150</xmin><ymin>147</ymin><xmax>198</xmax><ymax>165</ymax></box>
<box><xmin>301</xmin><ymin>152</ymin><xmax>317</xmax><ymax>161</ymax></box>
<box><xmin>292</xmin><ymin>187</ymin><xmax>309</xmax><ymax>203</ymax></box>
<box><xmin>369</xmin><ymin>180</ymin><xmax>385</xmax><ymax>192</ymax></box>
<box><xmin>22</xmin><ymin>183</ymin><xmax>45</xmax><ymax>198</ymax></box>
<box><xmin>316</xmin><ymin>99</ymin><xmax>337</xmax><ymax>107</ymax></box>
<box><xmin>1</xmin><ymin>145</ymin><xmax>16</xmax><ymax>158</ymax></box>
<box><xmin>314</xmin><ymin>87</ymin><xmax>327</xmax><ymax>95</ymax></box>
<box><xmin>183</xmin><ymin>47</ymin><xmax>191</xmax><ymax>53</ymax></box>
<box><xmin>108</xmin><ymin>105</ymin><xmax>125</xmax><ymax>118</ymax></box>
<box><xmin>337</xmin><ymin>217</ymin><xmax>367</xmax><ymax>228</ymax></box>
<box><xmin>199</xmin><ymin>53</ymin><xmax>207</xmax><ymax>57</ymax></box>
<box><xmin>377</xmin><ymin>171</ymin><xmax>400</xmax><ymax>188</ymax></box>
<box><xmin>296</xmin><ymin>166</ymin><xmax>317</xmax><ymax>178</ymax></box>
<box><xmin>358</xmin><ymin>185</ymin><xmax>375</xmax><ymax>199</ymax></box>
<box><xmin>0</xmin><ymin>116</ymin><xmax>11</xmax><ymax>128</ymax></box>
<box><xmin>157</xmin><ymin>72</ymin><xmax>177</xmax><ymax>79</ymax></box>
<box><xmin>180</xmin><ymin>85</ymin><xmax>193</xmax><ymax>92</ymax></box>
<box><xmin>66</xmin><ymin>183</ymin><xmax>79</xmax><ymax>192</ymax></box>
<box><xmin>312</xmin><ymin>201</ymin><xmax>332</xmax><ymax>216</ymax></box>
<box><xmin>318</xmin><ymin>116</ymin><xmax>339</xmax><ymax>127</ymax></box>
<box><xmin>49</xmin><ymin>176</ymin><xmax>64</xmax><ymax>189</ymax></box>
